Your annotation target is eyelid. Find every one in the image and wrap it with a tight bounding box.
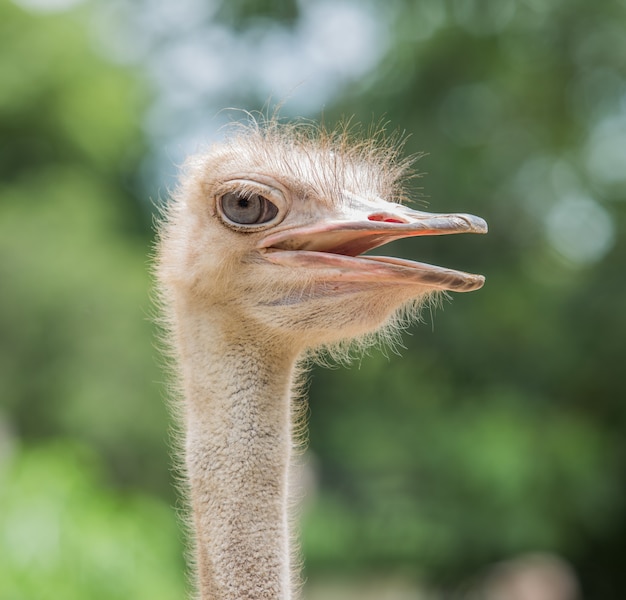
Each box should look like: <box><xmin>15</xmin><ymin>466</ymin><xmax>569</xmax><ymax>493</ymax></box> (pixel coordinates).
<box><xmin>219</xmin><ymin>180</ymin><xmax>287</xmax><ymax>211</ymax></box>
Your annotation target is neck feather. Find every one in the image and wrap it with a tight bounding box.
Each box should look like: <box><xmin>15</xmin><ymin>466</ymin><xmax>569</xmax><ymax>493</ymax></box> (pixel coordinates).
<box><xmin>173</xmin><ymin>311</ymin><xmax>301</xmax><ymax>600</ymax></box>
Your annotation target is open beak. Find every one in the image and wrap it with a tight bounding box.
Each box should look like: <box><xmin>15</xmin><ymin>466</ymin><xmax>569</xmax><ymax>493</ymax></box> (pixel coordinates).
<box><xmin>258</xmin><ymin>202</ymin><xmax>488</xmax><ymax>293</ymax></box>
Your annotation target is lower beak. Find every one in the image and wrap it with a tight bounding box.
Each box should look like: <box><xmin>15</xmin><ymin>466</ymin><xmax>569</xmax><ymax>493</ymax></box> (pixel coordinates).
<box><xmin>258</xmin><ymin>204</ymin><xmax>488</xmax><ymax>293</ymax></box>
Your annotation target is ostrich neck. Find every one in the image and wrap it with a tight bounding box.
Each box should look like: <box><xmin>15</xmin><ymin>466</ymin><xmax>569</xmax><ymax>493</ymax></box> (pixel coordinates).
<box><xmin>176</xmin><ymin>312</ymin><xmax>299</xmax><ymax>600</ymax></box>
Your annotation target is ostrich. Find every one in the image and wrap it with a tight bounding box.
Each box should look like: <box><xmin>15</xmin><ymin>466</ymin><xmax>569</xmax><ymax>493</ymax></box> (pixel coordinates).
<box><xmin>155</xmin><ymin>119</ymin><xmax>487</xmax><ymax>600</ymax></box>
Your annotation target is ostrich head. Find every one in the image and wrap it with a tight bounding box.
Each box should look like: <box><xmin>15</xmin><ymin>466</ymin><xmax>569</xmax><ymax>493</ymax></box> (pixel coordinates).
<box><xmin>157</xmin><ymin>120</ymin><xmax>487</xmax><ymax>353</ymax></box>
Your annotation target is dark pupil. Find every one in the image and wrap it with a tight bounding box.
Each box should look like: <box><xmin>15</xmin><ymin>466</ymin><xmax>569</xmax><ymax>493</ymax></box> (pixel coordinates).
<box><xmin>221</xmin><ymin>192</ymin><xmax>278</xmax><ymax>225</ymax></box>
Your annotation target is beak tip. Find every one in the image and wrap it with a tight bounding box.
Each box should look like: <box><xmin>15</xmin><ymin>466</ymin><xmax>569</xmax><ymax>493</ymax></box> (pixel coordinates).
<box><xmin>474</xmin><ymin>275</ymin><xmax>486</xmax><ymax>290</ymax></box>
<box><xmin>461</xmin><ymin>214</ymin><xmax>488</xmax><ymax>234</ymax></box>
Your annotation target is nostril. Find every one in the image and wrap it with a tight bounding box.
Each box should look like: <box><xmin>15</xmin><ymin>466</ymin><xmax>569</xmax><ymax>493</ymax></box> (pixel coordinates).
<box><xmin>368</xmin><ymin>213</ymin><xmax>406</xmax><ymax>224</ymax></box>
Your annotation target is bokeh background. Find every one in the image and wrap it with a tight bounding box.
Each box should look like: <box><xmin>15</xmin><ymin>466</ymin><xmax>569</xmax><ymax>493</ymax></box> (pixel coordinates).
<box><xmin>2</xmin><ymin>0</ymin><xmax>625</xmax><ymax>598</ymax></box>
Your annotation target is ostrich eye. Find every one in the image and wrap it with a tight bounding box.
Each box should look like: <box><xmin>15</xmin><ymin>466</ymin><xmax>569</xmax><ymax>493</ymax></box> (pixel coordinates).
<box><xmin>219</xmin><ymin>191</ymin><xmax>279</xmax><ymax>226</ymax></box>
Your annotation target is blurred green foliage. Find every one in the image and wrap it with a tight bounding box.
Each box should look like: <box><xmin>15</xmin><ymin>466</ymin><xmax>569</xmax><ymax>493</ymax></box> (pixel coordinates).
<box><xmin>0</xmin><ymin>0</ymin><xmax>170</xmax><ymax>496</ymax></box>
<box><xmin>0</xmin><ymin>442</ymin><xmax>185</xmax><ymax>600</ymax></box>
<box><xmin>304</xmin><ymin>2</ymin><xmax>626</xmax><ymax>596</ymax></box>
<box><xmin>1</xmin><ymin>0</ymin><xmax>626</xmax><ymax>598</ymax></box>
<box><xmin>304</xmin><ymin>2</ymin><xmax>626</xmax><ymax>594</ymax></box>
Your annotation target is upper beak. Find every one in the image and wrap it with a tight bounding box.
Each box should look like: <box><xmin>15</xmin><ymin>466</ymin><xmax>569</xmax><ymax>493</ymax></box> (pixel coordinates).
<box><xmin>259</xmin><ymin>204</ymin><xmax>487</xmax><ymax>256</ymax></box>
<box><xmin>257</xmin><ymin>201</ymin><xmax>488</xmax><ymax>293</ymax></box>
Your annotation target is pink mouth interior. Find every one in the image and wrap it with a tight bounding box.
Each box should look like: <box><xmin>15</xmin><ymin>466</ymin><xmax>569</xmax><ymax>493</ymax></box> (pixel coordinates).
<box><xmin>321</xmin><ymin>235</ymin><xmax>406</xmax><ymax>258</ymax></box>
<box><xmin>367</xmin><ymin>213</ymin><xmax>406</xmax><ymax>224</ymax></box>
